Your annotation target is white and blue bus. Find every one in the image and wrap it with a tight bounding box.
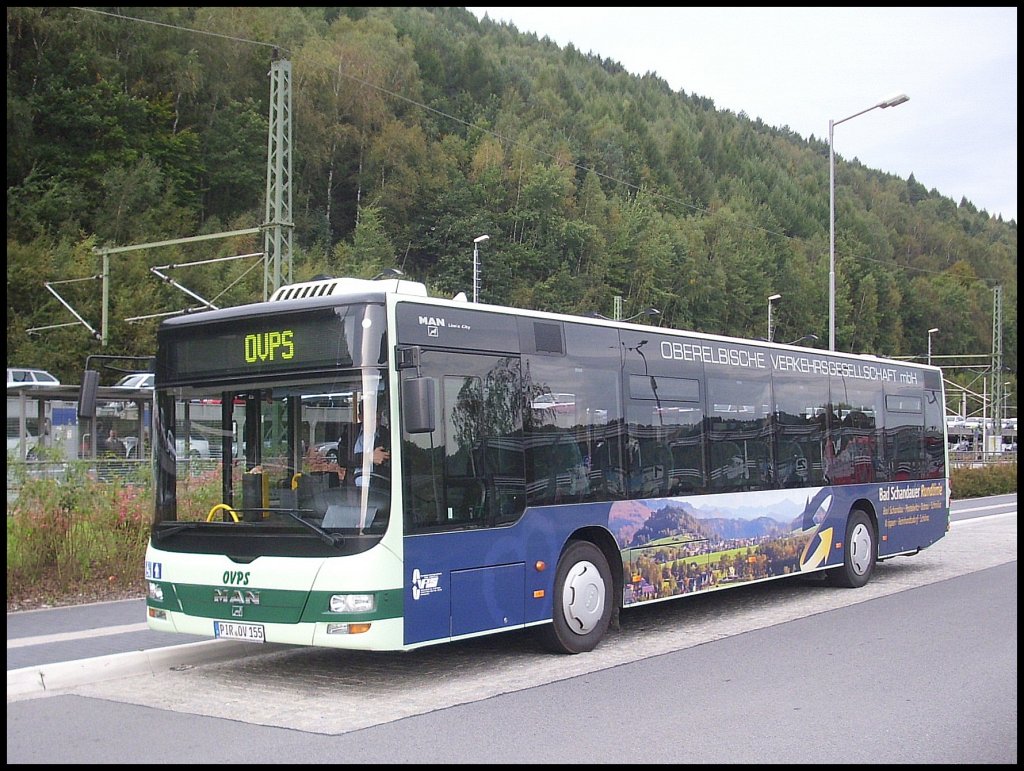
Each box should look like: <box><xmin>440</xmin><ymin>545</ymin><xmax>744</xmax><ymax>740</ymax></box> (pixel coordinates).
<box><xmin>145</xmin><ymin>275</ymin><xmax>950</xmax><ymax>654</ymax></box>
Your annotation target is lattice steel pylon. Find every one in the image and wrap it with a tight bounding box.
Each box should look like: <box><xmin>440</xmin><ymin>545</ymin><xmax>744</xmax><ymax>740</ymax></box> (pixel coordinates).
<box><xmin>990</xmin><ymin>284</ymin><xmax>1003</xmax><ymax>436</ymax></box>
<box><xmin>29</xmin><ymin>54</ymin><xmax>292</xmax><ymax>345</ymax></box>
<box><xmin>264</xmin><ymin>53</ymin><xmax>294</xmax><ymax>299</ymax></box>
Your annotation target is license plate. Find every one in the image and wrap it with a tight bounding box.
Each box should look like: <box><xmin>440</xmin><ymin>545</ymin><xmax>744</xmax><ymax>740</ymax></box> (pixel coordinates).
<box><xmin>214</xmin><ymin>621</ymin><xmax>265</xmax><ymax>643</ymax></box>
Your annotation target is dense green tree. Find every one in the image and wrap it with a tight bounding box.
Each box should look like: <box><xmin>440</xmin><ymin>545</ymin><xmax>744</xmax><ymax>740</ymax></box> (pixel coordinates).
<box><xmin>329</xmin><ymin>205</ymin><xmax>396</xmax><ymax>279</ymax></box>
<box><xmin>4</xmin><ymin>6</ymin><xmax>1016</xmax><ymax>402</ymax></box>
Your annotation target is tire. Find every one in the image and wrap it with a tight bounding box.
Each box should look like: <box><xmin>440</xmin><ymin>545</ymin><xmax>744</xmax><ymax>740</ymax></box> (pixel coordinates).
<box><xmin>828</xmin><ymin>508</ymin><xmax>876</xmax><ymax>588</ymax></box>
<box><xmin>537</xmin><ymin>540</ymin><xmax>613</xmax><ymax>654</ymax></box>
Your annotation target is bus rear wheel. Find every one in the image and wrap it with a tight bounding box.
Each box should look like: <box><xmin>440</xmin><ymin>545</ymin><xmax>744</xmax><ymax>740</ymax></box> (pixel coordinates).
<box><xmin>538</xmin><ymin>540</ymin><xmax>612</xmax><ymax>654</ymax></box>
<box><xmin>829</xmin><ymin>508</ymin><xmax>876</xmax><ymax>588</ymax></box>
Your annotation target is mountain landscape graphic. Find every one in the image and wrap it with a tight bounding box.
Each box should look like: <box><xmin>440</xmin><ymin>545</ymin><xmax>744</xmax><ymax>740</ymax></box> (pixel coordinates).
<box><xmin>610</xmin><ymin>498</ymin><xmax>798</xmax><ymax>549</ymax></box>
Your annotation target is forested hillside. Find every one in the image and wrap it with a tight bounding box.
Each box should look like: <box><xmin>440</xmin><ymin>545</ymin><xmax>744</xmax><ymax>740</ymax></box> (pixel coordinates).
<box><xmin>6</xmin><ymin>7</ymin><xmax>1016</xmax><ymax>409</ymax></box>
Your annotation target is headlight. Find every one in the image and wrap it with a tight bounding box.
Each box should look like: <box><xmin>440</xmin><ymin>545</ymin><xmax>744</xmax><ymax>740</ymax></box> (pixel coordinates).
<box><xmin>147</xmin><ymin>582</ymin><xmax>164</xmax><ymax>601</ymax></box>
<box><xmin>329</xmin><ymin>593</ymin><xmax>376</xmax><ymax>613</ymax></box>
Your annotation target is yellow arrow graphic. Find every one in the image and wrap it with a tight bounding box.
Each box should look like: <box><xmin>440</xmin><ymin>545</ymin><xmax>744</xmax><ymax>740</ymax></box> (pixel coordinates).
<box><xmin>800</xmin><ymin>526</ymin><xmax>834</xmax><ymax>571</ymax></box>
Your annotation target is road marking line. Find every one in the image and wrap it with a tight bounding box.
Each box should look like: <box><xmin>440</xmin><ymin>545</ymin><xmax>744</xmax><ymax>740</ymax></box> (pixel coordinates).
<box><xmin>7</xmin><ymin>623</ymin><xmax>149</xmax><ymax>649</ymax></box>
<box><xmin>956</xmin><ymin>503</ymin><xmax>1016</xmax><ymax>513</ymax></box>
<box><xmin>951</xmin><ymin>510</ymin><xmax>1016</xmax><ymax>526</ymax></box>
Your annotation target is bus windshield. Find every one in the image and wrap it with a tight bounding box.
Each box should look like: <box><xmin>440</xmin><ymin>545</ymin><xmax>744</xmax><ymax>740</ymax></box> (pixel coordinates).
<box><xmin>153</xmin><ymin>370</ymin><xmax>391</xmax><ymax>554</ymax></box>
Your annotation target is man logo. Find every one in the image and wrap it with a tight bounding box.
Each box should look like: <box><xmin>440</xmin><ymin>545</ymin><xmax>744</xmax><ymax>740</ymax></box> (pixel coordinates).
<box><xmin>418</xmin><ymin>315</ymin><xmax>444</xmax><ymax>339</ymax></box>
<box><xmin>214</xmin><ymin>588</ymin><xmax>261</xmax><ymax>605</ymax></box>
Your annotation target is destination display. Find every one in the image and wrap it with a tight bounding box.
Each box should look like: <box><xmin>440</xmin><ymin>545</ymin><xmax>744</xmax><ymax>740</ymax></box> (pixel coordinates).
<box><xmin>159</xmin><ymin>308</ymin><xmax>369</xmax><ymax>381</ymax></box>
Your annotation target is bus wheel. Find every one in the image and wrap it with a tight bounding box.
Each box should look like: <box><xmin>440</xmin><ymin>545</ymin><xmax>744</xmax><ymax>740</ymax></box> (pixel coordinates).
<box><xmin>538</xmin><ymin>540</ymin><xmax>612</xmax><ymax>654</ymax></box>
<box><xmin>829</xmin><ymin>508</ymin><xmax>876</xmax><ymax>588</ymax></box>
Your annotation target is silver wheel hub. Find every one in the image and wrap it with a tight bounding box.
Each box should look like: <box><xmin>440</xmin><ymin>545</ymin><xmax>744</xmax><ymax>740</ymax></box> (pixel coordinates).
<box><xmin>561</xmin><ymin>560</ymin><xmax>606</xmax><ymax>635</ymax></box>
<box><xmin>849</xmin><ymin>521</ymin><xmax>872</xmax><ymax>575</ymax></box>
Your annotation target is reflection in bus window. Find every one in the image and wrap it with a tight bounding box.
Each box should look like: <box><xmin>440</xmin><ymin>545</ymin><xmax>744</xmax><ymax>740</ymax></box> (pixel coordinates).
<box><xmin>626</xmin><ymin>375</ymin><xmax>704</xmax><ymax>498</ymax></box>
<box><xmin>523</xmin><ymin>339</ymin><xmax>622</xmax><ymax>505</ymax></box>
<box><xmin>706</xmin><ymin>374</ymin><xmax>772</xmax><ymax>492</ymax></box>
<box><xmin>885</xmin><ymin>389</ymin><xmax>924</xmax><ymax>481</ymax></box>
<box><xmin>827</xmin><ymin>382</ymin><xmax>882</xmax><ymax>485</ymax></box>
<box><xmin>403</xmin><ymin>352</ymin><xmax>526</xmax><ymax>531</ymax></box>
<box><xmin>773</xmin><ymin>372</ymin><xmax>828</xmax><ymax>487</ymax></box>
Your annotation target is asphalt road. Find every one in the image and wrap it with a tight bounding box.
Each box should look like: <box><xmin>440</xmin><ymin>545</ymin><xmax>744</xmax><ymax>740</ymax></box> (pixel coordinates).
<box><xmin>6</xmin><ymin>494</ymin><xmax>1017</xmax><ymax>763</ymax></box>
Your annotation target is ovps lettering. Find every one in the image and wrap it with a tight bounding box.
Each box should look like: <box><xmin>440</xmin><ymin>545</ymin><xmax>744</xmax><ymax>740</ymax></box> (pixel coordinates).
<box><xmin>244</xmin><ymin>330</ymin><xmax>294</xmax><ymax>363</ymax></box>
<box><xmin>223</xmin><ymin>570</ymin><xmax>250</xmax><ymax>585</ymax></box>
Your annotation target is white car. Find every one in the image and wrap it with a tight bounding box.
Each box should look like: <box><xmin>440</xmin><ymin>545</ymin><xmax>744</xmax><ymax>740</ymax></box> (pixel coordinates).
<box><xmin>99</xmin><ymin>373</ymin><xmax>155</xmax><ymax>415</ymax></box>
<box><xmin>7</xmin><ymin>368</ymin><xmax>61</xmax><ymax>389</ymax></box>
<box><xmin>112</xmin><ymin>373</ymin><xmax>154</xmax><ymax>389</ymax></box>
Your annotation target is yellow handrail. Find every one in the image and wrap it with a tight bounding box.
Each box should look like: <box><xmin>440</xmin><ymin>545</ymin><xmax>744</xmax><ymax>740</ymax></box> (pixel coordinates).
<box><xmin>206</xmin><ymin>503</ymin><xmax>240</xmax><ymax>522</ymax></box>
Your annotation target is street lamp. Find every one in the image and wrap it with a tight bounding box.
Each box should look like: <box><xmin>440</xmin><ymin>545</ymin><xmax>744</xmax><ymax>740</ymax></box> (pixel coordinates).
<box><xmin>829</xmin><ymin>93</ymin><xmax>909</xmax><ymax>351</ymax></box>
<box><xmin>767</xmin><ymin>294</ymin><xmax>781</xmax><ymax>341</ymax></box>
<box><xmin>927</xmin><ymin>327</ymin><xmax>939</xmax><ymax>366</ymax></box>
<box><xmin>622</xmin><ymin>307</ymin><xmax>661</xmax><ymax>323</ymax></box>
<box><xmin>472</xmin><ymin>234</ymin><xmax>489</xmax><ymax>303</ymax></box>
<box><xmin>786</xmin><ymin>333</ymin><xmax>819</xmax><ymax>346</ymax></box>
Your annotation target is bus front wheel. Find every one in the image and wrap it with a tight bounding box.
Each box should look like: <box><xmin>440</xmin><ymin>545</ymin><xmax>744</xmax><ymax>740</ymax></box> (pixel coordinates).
<box><xmin>538</xmin><ymin>540</ymin><xmax>612</xmax><ymax>654</ymax></box>
<box><xmin>829</xmin><ymin>508</ymin><xmax>876</xmax><ymax>588</ymax></box>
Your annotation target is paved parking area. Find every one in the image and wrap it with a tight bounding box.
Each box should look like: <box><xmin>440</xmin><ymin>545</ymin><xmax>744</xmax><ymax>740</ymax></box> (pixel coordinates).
<box><xmin>12</xmin><ymin>513</ymin><xmax>1011</xmax><ymax>736</ymax></box>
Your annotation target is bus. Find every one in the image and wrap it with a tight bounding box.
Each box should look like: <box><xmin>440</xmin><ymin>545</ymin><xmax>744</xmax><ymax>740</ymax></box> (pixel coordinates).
<box><xmin>145</xmin><ymin>275</ymin><xmax>950</xmax><ymax>654</ymax></box>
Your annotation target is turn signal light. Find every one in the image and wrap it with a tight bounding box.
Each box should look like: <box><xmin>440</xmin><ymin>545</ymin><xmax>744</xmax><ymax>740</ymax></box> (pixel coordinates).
<box><xmin>326</xmin><ymin>622</ymin><xmax>372</xmax><ymax>635</ymax></box>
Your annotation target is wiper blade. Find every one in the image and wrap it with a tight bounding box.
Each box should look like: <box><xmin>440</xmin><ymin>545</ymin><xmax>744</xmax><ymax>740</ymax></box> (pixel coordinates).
<box><xmin>158</xmin><ymin>510</ymin><xmax>345</xmax><ymax>548</ymax></box>
<box><xmin>270</xmin><ymin>507</ymin><xmax>346</xmax><ymax>548</ymax></box>
<box><xmin>157</xmin><ymin>521</ymin><xmax>204</xmax><ymax>538</ymax></box>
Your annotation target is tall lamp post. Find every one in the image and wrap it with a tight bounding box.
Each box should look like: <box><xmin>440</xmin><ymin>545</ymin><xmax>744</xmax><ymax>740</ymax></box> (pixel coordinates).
<box><xmin>927</xmin><ymin>327</ymin><xmax>939</xmax><ymax>366</ymax></box>
<box><xmin>472</xmin><ymin>234</ymin><xmax>489</xmax><ymax>303</ymax></box>
<box><xmin>829</xmin><ymin>93</ymin><xmax>909</xmax><ymax>351</ymax></box>
<box><xmin>767</xmin><ymin>294</ymin><xmax>781</xmax><ymax>341</ymax></box>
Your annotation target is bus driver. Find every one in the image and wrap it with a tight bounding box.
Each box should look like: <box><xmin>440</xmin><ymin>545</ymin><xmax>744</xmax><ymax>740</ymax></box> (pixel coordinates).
<box><xmin>340</xmin><ymin>399</ymin><xmax>390</xmax><ymax>488</ymax></box>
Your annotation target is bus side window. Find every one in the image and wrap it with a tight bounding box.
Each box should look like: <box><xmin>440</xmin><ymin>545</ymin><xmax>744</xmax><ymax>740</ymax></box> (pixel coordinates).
<box><xmin>884</xmin><ymin>391</ymin><xmax>925</xmax><ymax>481</ymax></box>
<box><xmin>829</xmin><ymin>395</ymin><xmax>881</xmax><ymax>485</ymax></box>
<box><xmin>773</xmin><ymin>375</ymin><xmax>828</xmax><ymax>487</ymax></box>
<box><xmin>476</xmin><ymin>435</ymin><xmax>526</xmax><ymax>523</ymax></box>
<box><xmin>625</xmin><ymin>416</ymin><xmax>672</xmax><ymax>499</ymax></box>
<box><xmin>706</xmin><ymin>373</ymin><xmax>772</xmax><ymax>493</ymax></box>
<box><xmin>923</xmin><ymin>390</ymin><xmax>945</xmax><ymax>479</ymax></box>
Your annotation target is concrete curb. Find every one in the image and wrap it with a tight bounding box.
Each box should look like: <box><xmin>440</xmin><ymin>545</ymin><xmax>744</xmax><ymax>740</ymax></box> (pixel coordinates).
<box><xmin>7</xmin><ymin>639</ymin><xmax>282</xmax><ymax>701</ymax></box>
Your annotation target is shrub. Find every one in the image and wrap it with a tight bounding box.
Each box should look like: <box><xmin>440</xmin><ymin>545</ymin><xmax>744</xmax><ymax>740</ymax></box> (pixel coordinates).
<box><xmin>6</xmin><ymin>461</ymin><xmax>151</xmax><ymax>598</ymax></box>
<box><xmin>950</xmin><ymin>461</ymin><xmax>1017</xmax><ymax>499</ymax></box>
